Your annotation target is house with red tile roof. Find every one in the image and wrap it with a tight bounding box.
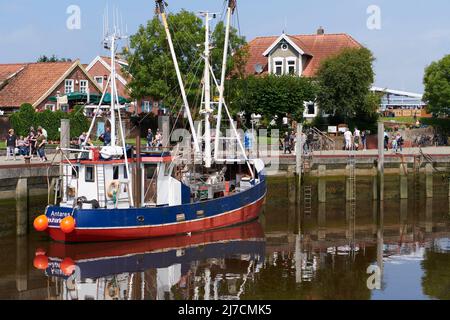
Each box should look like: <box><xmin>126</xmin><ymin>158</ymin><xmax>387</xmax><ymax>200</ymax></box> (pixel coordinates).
<box><xmin>245</xmin><ymin>28</ymin><xmax>363</xmax><ymax>120</ymax></box>
<box><xmin>0</xmin><ymin>60</ymin><xmax>102</xmax><ymax>114</ymax></box>
<box><xmin>86</xmin><ymin>56</ymin><xmax>162</xmax><ymax>115</ymax></box>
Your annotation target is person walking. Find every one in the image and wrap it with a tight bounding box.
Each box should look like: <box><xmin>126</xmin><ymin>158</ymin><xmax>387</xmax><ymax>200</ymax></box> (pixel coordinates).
<box><xmin>344</xmin><ymin>129</ymin><xmax>353</xmax><ymax>151</ymax></box>
<box><xmin>36</xmin><ymin>129</ymin><xmax>48</xmax><ymax>162</ymax></box>
<box><xmin>5</xmin><ymin>129</ymin><xmax>17</xmax><ymax>161</ymax></box>
<box><xmin>354</xmin><ymin>128</ymin><xmax>361</xmax><ymax>151</ymax></box>
<box><xmin>361</xmin><ymin>130</ymin><xmax>367</xmax><ymax>151</ymax></box>
<box><xmin>384</xmin><ymin>131</ymin><xmax>389</xmax><ymax>151</ymax></box>
<box><xmin>154</xmin><ymin>129</ymin><xmax>163</xmax><ymax>149</ymax></box>
<box><xmin>283</xmin><ymin>132</ymin><xmax>292</xmax><ymax>154</ymax></box>
<box><xmin>146</xmin><ymin>129</ymin><xmax>154</xmax><ymax>148</ymax></box>
<box><xmin>395</xmin><ymin>132</ymin><xmax>404</xmax><ymax>153</ymax></box>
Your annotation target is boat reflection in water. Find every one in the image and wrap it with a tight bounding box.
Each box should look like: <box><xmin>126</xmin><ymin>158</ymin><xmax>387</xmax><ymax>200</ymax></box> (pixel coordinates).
<box><xmin>33</xmin><ymin>221</ymin><xmax>266</xmax><ymax>300</ymax></box>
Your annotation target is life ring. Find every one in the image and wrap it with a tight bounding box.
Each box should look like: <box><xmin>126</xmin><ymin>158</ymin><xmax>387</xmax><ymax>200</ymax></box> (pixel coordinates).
<box><xmin>107</xmin><ymin>180</ymin><xmax>120</xmax><ymax>199</ymax></box>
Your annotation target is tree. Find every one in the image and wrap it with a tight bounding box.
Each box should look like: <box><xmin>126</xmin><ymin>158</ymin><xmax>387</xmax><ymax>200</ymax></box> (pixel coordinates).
<box><xmin>124</xmin><ymin>10</ymin><xmax>247</xmax><ymax>115</ymax></box>
<box><xmin>68</xmin><ymin>106</ymin><xmax>90</xmax><ymax>139</ymax></box>
<box><xmin>37</xmin><ymin>55</ymin><xmax>72</xmax><ymax>63</ymax></box>
<box><xmin>316</xmin><ymin>47</ymin><xmax>379</xmax><ymax>129</ymax></box>
<box><xmin>423</xmin><ymin>54</ymin><xmax>450</xmax><ymax>116</ymax></box>
<box><xmin>230</xmin><ymin>75</ymin><xmax>318</xmax><ymax>127</ymax></box>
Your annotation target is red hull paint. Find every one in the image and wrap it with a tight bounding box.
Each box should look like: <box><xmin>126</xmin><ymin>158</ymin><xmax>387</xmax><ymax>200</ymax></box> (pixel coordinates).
<box><xmin>47</xmin><ymin>195</ymin><xmax>265</xmax><ymax>243</ymax></box>
<box><xmin>44</xmin><ymin>221</ymin><xmax>264</xmax><ymax>261</ymax></box>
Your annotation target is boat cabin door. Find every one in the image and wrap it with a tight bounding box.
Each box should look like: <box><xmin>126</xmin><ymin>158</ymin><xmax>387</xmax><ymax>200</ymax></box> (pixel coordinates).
<box><xmin>143</xmin><ymin>164</ymin><xmax>157</xmax><ymax>205</ymax></box>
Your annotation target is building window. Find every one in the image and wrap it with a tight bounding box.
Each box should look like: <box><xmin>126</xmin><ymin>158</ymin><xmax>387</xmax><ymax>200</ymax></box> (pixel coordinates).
<box><xmin>281</xmin><ymin>43</ymin><xmax>289</xmax><ymax>51</ymax></box>
<box><xmin>142</xmin><ymin>101</ymin><xmax>151</xmax><ymax>113</ymax></box>
<box><xmin>274</xmin><ymin>60</ymin><xmax>283</xmax><ymax>76</ymax></box>
<box><xmin>94</xmin><ymin>77</ymin><xmax>104</xmax><ymax>89</ymax></box>
<box><xmin>307</xmin><ymin>103</ymin><xmax>315</xmax><ymax>115</ymax></box>
<box><xmin>80</xmin><ymin>80</ymin><xmax>89</xmax><ymax>93</ymax></box>
<box><xmin>85</xmin><ymin>166</ymin><xmax>95</xmax><ymax>183</ymax></box>
<box><xmin>65</xmin><ymin>79</ymin><xmax>74</xmax><ymax>94</ymax></box>
<box><xmin>287</xmin><ymin>60</ymin><xmax>296</xmax><ymax>75</ymax></box>
<box><xmin>45</xmin><ymin>104</ymin><xmax>55</xmax><ymax>111</ymax></box>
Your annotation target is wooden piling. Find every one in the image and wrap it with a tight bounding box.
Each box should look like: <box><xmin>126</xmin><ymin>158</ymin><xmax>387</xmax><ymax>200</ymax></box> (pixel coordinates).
<box><xmin>426</xmin><ymin>164</ymin><xmax>433</xmax><ymax>198</ymax></box>
<box><xmin>318</xmin><ymin>165</ymin><xmax>326</xmax><ymax>203</ymax></box>
<box><xmin>377</xmin><ymin>122</ymin><xmax>385</xmax><ymax>201</ymax></box>
<box><xmin>400</xmin><ymin>164</ymin><xmax>408</xmax><ymax>199</ymax></box>
<box><xmin>15</xmin><ymin>178</ymin><xmax>28</xmax><ymax>236</ymax></box>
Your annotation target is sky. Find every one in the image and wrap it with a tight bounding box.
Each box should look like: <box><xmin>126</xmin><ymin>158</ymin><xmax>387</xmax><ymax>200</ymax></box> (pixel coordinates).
<box><xmin>1</xmin><ymin>0</ymin><xmax>450</xmax><ymax>94</ymax></box>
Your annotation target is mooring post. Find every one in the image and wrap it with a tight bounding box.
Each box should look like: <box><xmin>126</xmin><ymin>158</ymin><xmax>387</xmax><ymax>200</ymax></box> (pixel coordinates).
<box><xmin>16</xmin><ymin>178</ymin><xmax>28</xmax><ymax>236</ymax></box>
<box><xmin>160</xmin><ymin>116</ymin><xmax>170</xmax><ymax>148</ymax></box>
<box><xmin>426</xmin><ymin>163</ymin><xmax>433</xmax><ymax>198</ymax></box>
<box><xmin>372</xmin><ymin>167</ymin><xmax>378</xmax><ymax>201</ymax></box>
<box><xmin>400</xmin><ymin>164</ymin><xmax>408</xmax><ymax>199</ymax></box>
<box><xmin>318</xmin><ymin>165</ymin><xmax>327</xmax><ymax>203</ymax></box>
<box><xmin>318</xmin><ymin>203</ymin><xmax>326</xmax><ymax>241</ymax></box>
<box><xmin>377</xmin><ymin>122</ymin><xmax>385</xmax><ymax>201</ymax></box>
<box><xmin>295</xmin><ymin>124</ymin><xmax>303</xmax><ymax>187</ymax></box>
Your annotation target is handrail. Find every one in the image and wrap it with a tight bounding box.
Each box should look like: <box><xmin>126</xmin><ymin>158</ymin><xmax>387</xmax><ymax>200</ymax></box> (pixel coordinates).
<box><xmin>311</xmin><ymin>127</ymin><xmax>336</xmax><ymax>150</ymax></box>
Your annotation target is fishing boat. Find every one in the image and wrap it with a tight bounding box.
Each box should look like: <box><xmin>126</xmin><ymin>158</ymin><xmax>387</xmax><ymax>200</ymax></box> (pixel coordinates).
<box><xmin>33</xmin><ymin>0</ymin><xmax>267</xmax><ymax>243</ymax></box>
<box><xmin>33</xmin><ymin>222</ymin><xmax>266</xmax><ymax>300</ymax></box>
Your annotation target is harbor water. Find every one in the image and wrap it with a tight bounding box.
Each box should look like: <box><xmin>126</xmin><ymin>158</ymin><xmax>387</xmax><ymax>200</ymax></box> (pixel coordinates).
<box><xmin>0</xmin><ymin>177</ymin><xmax>449</xmax><ymax>300</ymax></box>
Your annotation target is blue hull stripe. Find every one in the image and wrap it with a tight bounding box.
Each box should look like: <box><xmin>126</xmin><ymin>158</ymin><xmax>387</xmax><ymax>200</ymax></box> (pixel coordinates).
<box><xmin>46</xmin><ymin>176</ymin><xmax>266</xmax><ymax>229</ymax></box>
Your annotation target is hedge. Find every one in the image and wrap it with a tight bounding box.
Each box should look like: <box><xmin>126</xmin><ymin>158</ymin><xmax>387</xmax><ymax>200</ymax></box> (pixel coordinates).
<box><xmin>10</xmin><ymin>103</ymin><xmax>89</xmax><ymax>140</ymax></box>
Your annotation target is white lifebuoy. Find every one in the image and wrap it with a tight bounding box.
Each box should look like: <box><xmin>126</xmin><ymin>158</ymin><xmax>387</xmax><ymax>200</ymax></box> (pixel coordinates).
<box><xmin>107</xmin><ymin>180</ymin><xmax>120</xmax><ymax>199</ymax></box>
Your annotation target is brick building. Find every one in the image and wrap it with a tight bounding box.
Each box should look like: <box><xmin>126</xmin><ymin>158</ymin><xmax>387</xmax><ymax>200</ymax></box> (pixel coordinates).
<box><xmin>86</xmin><ymin>56</ymin><xmax>163</xmax><ymax>115</ymax></box>
<box><xmin>0</xmin><ymin>60</ymin><xmax>102</xmax><ymax>114</ymax></box>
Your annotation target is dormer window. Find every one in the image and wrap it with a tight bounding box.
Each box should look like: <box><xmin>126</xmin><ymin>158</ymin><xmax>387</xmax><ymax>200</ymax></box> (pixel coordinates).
<box><xmin>287</xmin><ymin>60</ymin><xmax>296</xmax><ymax>75</ymax></box>
<box><xmin>274</xmin><ymin>60</ymin><xmax>283</xmax><ymax>76</ymax></box>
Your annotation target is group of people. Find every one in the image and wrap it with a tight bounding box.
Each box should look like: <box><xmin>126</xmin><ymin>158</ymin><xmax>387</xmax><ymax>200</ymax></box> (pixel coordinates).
<box><xmin>282</xmin><ymin>132</ymin><xmax>297</xmax><ymax>154</ymax></box>
<box><xmin>343</xmin><ymin>128</ymin><xmax>368</xmax><ymax>151</ymax></box>
<box><xmin>146</xmin><ymin>129</ymin><xmax>163</xmax><ymax>149</ymax></box>
<box><xmin>5</xmin><ymin>126</ymin><xmax>48</xmax><ymax>162</ymax></box>
<box><xmin>384</xmin><ymin>131</ymin><xmax>404</xmax><ymax>153</ymax></box>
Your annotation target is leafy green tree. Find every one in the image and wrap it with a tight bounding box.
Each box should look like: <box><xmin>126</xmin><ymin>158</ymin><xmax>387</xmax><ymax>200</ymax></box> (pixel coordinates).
<box><xmin>69</xmin><ymin>106</ymin><xmax>89</xmax><ymax>138</ymax></box>
<box><xmin>423</xmin><ymin>54</ymin><xmax>450</xmax><ymax>116</ymax></box>
<box><xmin>124</xmin><ymin>10</ymin><xmax>247</xmax><ymax>115</ymax></box>
<box><xmin>316</xmin><ymin>48</ymin><xmax>378</xmax><ymax>129</ymax></box>
<box><xmin>37</xmin><ymin>55</ymin><xmax>72</xmax><ymax>63</ymax></box>
<box><xmin>231</xmin><ymin>75</ymin><xmax>318</xmax><ymax>126</ymax></box>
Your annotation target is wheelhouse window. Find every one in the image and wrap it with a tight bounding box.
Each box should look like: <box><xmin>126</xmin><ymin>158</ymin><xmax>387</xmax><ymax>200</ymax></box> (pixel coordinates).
<box><xmin>274</xmin><ymin>60</ymin><xmax>283</xmax><ymax>76</ymax></box>
<box><xmin>72</xmin><ymin>166</ymin><xmax>79</xmax><ymax>179</ymax></box>
<box><xmin>113</xmin><ymin>166</ymin><xmax>119</xmax><ymax>180</ymax></box>
<box><xmin>80</xmin><ymin>80</ymin><xmax>89</xmax><ymax>93</ymax></box>
<box><xmin>85</xmin><ymin>166</ymin><xmax>95</xmax><ymax>183</ymax></box>
<box><xmin>65</xmin><ymin>79</ymin><xmax>74</xmax><ymax>94</ymax></box>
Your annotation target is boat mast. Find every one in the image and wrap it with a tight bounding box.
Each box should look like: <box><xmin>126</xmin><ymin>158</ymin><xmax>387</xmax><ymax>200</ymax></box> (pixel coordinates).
<box><xmin>155</xmin><ymin>0</ymin><xmax>200</xmax><ymax>154</ymax></box>
<box><xmin>110</xmin><ymin>36</ymin><xmax>117</xmax><ymax>147</ymax></box>
<box><xmin>200</xmin><ymin>12</ymin><xmax>213</xmax><ymax>168</ymax></box>
<box><xmin>214</xmin><ymin>0</ymin><xmax>235</xmax><ymax>161</ymax></box>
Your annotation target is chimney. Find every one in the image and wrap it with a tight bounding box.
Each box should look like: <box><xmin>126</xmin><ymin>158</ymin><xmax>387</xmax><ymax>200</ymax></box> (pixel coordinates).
<box><xmin>317</xmin><ymin>26</ymin><xmax>325</xmax><ymax>35</ymax></box>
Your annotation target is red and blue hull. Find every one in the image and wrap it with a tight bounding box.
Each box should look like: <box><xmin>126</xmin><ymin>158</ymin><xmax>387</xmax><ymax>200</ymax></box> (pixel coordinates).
<box><xmin>44</xmin><ymin>177</ymin><xmax>266</xmax><ymax>243</ymax></box>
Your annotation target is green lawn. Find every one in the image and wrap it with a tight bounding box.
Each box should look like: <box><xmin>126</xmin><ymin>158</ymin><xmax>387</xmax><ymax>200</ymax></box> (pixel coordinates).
<box><xmin>381</xmin><ymin>117</ymin><xmax>422</xmax><ymax>124</ymax></box>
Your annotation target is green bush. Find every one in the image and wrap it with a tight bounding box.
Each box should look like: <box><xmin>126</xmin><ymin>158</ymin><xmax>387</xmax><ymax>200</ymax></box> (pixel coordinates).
<box><xmin>10</xmin><ymin>103</ymin><xmax>35</xmax><ymax>137</ymax></box>
<box><xmin>10</xmin><ymin>104</ymin><xmax>88</xmax><ymax>140</ymax></box>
